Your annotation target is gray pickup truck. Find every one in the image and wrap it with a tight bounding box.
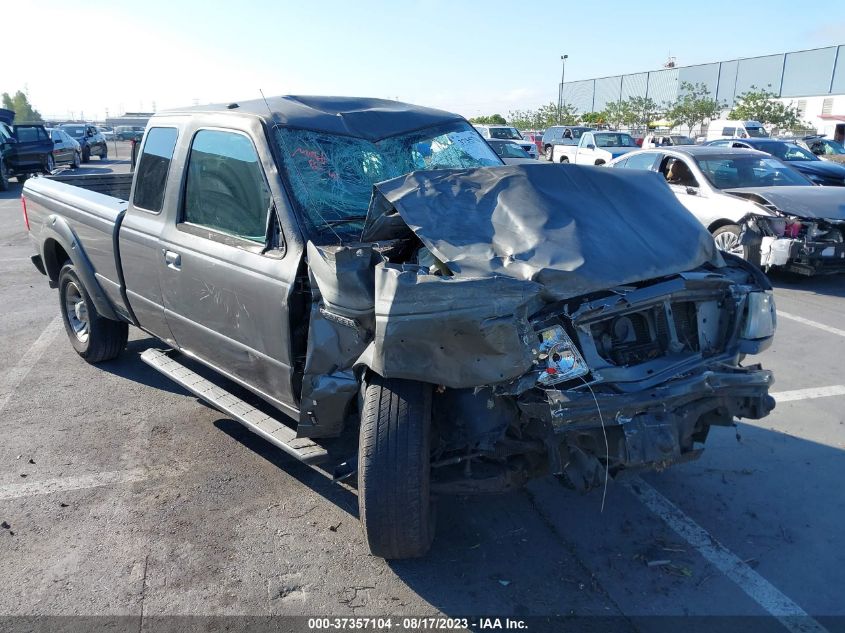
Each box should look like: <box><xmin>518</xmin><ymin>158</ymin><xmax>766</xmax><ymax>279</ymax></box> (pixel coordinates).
<box><xmin>22</xmin><ymin>96</ymin><xmax>777</xmax><ymax>558</ymax></box>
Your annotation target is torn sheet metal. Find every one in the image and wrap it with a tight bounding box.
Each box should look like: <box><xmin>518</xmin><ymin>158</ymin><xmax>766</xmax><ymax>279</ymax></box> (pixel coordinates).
<box><xmin>363</xmin><ymin>164</ymin><xmax>723</xmax><ymax>300</ymax></box>
<box><xmin>358</xmin><ymin>264</ymin><xmax>544</xmax><ymax>388</ymax></box>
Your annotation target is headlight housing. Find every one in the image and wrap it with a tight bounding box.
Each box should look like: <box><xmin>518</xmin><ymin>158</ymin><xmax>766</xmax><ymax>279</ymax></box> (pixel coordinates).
<box><xmin>742</xmin><ymin>291</ymin><xmax>777</xmax><ymax>340</ymax></box>
<box><xmin>535</xmin><ymin>325</ymin><xmax>589</xmax><ymax>386</ymax></box>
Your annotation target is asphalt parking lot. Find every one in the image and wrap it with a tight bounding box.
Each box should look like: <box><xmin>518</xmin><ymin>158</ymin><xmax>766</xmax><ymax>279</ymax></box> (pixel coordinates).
<box><xmin>1</xmin><ymin>152</ymin><xmax>844</xmax><ymax>633</ymax></box>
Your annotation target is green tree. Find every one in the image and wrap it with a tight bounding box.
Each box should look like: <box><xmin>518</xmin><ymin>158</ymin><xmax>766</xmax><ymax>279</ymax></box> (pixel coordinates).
<box><xmin>507</xmin><ymin>102</ymin><xmax>577</xmax><ymax>130</ymax></box>
<box><xmin>469</xmin><ymin>113</ymin><xmax>507</xmax><ymax>125</ymax></box>
<box><xmin>1</xmin><ymin>90</ymin><xmax>43</xmax><ymax>123</ymax></box>
<box><xmin>729</xmin><ymin>86</ymin><xmax>801</xmax><ymax>129</ymax></box>
<box><xmin>624</xmin><ymin>96</ymin><xmax>662</xmax><ymax>134</ymax></box>
<box><xmin>667</xmin><ymin>82</ymin><xmax>725</xmax><ymax>137</ymax></box>
<box><xmin>580</xmin><ymin>111</ymin><xmax>606</xmax><ymax>126</ymax></box>
<box><xmin>602</xmin><ymin>100</ymin><xmax>630</xmax><ymax>129</ymax></box>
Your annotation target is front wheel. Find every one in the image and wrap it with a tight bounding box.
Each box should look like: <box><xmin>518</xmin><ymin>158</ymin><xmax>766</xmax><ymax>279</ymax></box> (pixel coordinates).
<box><xmin>559</xmin><ymin>156</ymin><xmax>569</xmax><ymax>163</ymax></box>
<box><xmin>358</xmin><ymin>374</ymin><xmax>434</xmax><ymax>559</ymax></box>
<box><xmin>58</xmin><ymin>263</ymin><xmax>128</xmax><ymax>363</ymax></box>
<box><xmin>712</xmin><ymin>224</ymin><xmax>761</xmax><ymax>266</ymax></box>
<box><xmin>99</xmin><ymin>147</ymin><xmax>108</xmax><ymax>160</ymax></box>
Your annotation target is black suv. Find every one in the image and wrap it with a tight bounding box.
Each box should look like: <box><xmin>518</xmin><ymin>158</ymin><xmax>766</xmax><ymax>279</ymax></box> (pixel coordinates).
<box><xmin>0</xmin><ymin>109</ymin><xmax>56</xmax><ymax>189</ymax></box>
<box><xmin>541</xmin><ymin>125</ymin><xmax>595</xmax><ymax>161</ymax></box>
<box><xmin>59</xmin><ymin>123</ymin><xmax>108</xmax><ymax>162</ymax></box>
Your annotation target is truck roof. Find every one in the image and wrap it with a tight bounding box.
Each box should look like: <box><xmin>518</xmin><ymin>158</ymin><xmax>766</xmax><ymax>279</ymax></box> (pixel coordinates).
<box><xmin>162</xmin><ymin>95</ymin><xmax>464</xmax><ymax>142</ymax></box>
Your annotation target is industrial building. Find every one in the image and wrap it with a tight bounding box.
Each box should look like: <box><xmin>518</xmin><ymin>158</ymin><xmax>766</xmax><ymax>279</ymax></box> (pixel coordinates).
<box><xmin>561</xmin><ymin>45</ymin><xmax>845</xmax><ymax>141</ymax></box>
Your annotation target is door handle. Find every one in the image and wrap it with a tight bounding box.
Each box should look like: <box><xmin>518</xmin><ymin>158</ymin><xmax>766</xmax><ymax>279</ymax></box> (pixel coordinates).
<box><xmin>164</xmin><ymin>250</ymin><xmax>181</xmax><ymax>270</ymax></box>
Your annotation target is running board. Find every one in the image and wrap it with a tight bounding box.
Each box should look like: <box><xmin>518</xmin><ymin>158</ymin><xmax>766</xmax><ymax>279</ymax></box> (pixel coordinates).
<box><xmin>140</xmin><ymin>348</ymin><xmax>328</xmax><ymax>465</ymax></box>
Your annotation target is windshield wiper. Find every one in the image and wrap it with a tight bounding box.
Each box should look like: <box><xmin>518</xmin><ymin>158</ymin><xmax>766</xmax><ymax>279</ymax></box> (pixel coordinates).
<box><xmin>318</xmin><ymin>215</ymin><xmax>369</xmax><ymax>229</ymax></box>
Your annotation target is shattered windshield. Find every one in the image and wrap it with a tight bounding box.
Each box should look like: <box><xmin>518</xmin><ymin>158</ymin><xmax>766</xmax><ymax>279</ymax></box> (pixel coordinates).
<box><xmin>275</xmin><ymin>121</ymin><xmax>501</xmax><ymax>239</ymax></box>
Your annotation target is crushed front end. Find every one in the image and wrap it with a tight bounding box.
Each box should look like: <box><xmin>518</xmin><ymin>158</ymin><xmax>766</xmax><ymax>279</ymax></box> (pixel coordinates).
<box><xmin>744</xmin><ymin>214</ymin><xmax>845</xmax><ymax>276</ymax></box>
<box><xmin>430</xmin><ymin>261</ymin><xmax>776</xmax><ymax>494</ymax></box>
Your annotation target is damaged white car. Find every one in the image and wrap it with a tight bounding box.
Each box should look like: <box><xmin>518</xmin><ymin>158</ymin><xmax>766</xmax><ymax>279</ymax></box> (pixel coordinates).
<box><xmin>609</xmin><ymin>146</ymin><xmax>845</xmax><ymax>275</ymax></box>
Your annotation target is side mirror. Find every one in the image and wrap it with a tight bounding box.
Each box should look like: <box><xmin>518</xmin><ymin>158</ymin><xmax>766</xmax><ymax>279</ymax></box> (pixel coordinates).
<box><xmin>586</xmin><ymin>143</ymin><xmax>596</xmax><ymax>150</ymax></box>
<box><xmin>686</xmin><ymin>186</ymin><xmax>698</xmax><ymax>195</ymax></box>
<box><xmin>5</xmin><ymin>137</ymin><xmax>17</xmax><ymax>145</ymax></box>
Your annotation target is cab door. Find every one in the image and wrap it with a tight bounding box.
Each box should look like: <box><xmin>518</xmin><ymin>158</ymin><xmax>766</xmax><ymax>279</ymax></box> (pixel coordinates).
<box><xmin>157</xmin><ymin>127</ymin><xmax>299</xmax><ymax>414</ymax></box>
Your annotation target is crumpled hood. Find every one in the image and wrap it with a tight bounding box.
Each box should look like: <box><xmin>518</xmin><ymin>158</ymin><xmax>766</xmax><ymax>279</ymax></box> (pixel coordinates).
<box><xmin>724</xmin><ymin>186</ymin><xmax>845</xmax><ymax>221</ymax></box>
<box><xmin>363</xmin><ymin>164</ymin><xmax>723</xmax><ymax>300</ymax></box>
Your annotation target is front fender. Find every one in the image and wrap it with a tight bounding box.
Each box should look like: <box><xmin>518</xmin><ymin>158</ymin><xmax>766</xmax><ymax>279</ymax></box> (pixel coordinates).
<box><xmin>38</xmin><ymin>214</ymin><xmax>119</xmax><ymax>321</ymax></box>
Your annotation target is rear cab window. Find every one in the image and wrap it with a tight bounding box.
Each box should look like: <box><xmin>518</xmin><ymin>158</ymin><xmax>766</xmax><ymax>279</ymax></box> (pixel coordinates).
<box><xmin>132</xmin><ymin>127</ymin><xmax>179</xmax><ymax>212</ymax></box>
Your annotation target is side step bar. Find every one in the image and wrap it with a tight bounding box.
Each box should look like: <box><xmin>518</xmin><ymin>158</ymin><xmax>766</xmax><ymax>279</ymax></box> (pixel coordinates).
<box><xmin>140</xmin><ymin>348</ymin><xmax>328</xmax><ymax>465</ymax></box>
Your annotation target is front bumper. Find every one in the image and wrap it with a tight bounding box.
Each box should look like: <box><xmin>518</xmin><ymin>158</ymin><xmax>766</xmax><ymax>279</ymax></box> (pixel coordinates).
<box><xmin>517</xmin><ymin>363</ymin><xmax>774</xmax><ymax>485</ymax></box>
<box><xmin>782</xmin><ymin>239</ymin><xmax>845</xmax><ymax>276</ymax></box>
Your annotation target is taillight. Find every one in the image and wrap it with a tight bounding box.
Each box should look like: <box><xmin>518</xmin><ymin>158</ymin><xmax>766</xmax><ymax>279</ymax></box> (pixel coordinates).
<box><xmin>21</xmin><ymin>196</ymin><xmax>29</xmax><ymax>231</ymax></box>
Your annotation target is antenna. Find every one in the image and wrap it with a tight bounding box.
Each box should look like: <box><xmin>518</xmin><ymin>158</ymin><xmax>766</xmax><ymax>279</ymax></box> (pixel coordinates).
<box><xmin>259</xmin><ymin>89</ymin><xmax>273</xmax><ymax>118</ymax></box>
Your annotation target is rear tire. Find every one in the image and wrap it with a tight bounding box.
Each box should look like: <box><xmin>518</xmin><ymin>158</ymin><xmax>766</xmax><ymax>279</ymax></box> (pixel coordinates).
<box><xmin>544</xmin><ymin>145</ymin><xmax>553</xmax><ymax>161</ymax></box>
<box><xmin>72</xmin><ymin>151</ymin><xmax>81</xmax><ymax>168</ymax></box>
<box><xmin>58</xmin><ymin>263</ymin><xmax>128</xmax><ymax>363</ymax></box>
<box><xmin>0</xmin><ymin>160</ymin><xmax>9</xmax><ymax>191</ymax></box>
<box><xmin>43</xmin><ymin>154</ymin><xmax>55</xmax><ymax>174</ymax></box>
<box><xmin>559</xmin><ymin>156</ymin><xmax>569</xmax><ymax>163</ymax></box>
<box><xmin>358</xmin><ymin>374</ymin><xmax>434</xmax><ymax>559</ymax></box>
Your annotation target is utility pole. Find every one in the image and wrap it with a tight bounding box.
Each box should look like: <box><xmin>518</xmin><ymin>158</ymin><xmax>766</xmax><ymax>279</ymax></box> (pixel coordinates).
<box><xmin>558</xmin><ymin>54</ymin><xmax>568</xmax><ymax>124</ymax></box>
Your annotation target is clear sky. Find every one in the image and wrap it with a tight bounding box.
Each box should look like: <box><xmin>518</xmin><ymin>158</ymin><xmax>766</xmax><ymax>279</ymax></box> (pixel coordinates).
<box><xmin>4</xmin><ymin>0</ymin><xmax>844</xmax><ymax>121</ymax></box>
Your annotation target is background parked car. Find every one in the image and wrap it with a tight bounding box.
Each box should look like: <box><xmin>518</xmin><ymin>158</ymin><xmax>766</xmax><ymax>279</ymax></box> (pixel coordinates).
<box><xmin>60</xmin><ymin>123</ymin><xmax>108</xmax><ymax>162</ymax></box>
<box><xmin>474</xmin><ymin>125</ymin><xmax>538</xmax><ymax>158</ymax></box>
<box><xmin>705</xmin><ymin>119</ymin><xmax>768</xmax><ymax>141</ymax></box>
<box><xmin>487</xmin><ymin>139</ymin><xmax>536</xmax><ymax>164</ymax></box>
<box><xmin>0</xmin><ymin>116</ymin><xmax>55</xmax><ymax>185</ymax></box>
<box><xmin>98</xmin><ymin>126</ymin><xmax>115</xmax><ymax>141</ymax></box>
<box><xmin>553</xmin><ymin>130</ymin><xmax>638</xmax><ymax>165</ymax></box>
<box><xmin>47</xmin><ymin>128</ymin><xmax>81</xmax><ymax>168</ymax></box>
<box><xmin>115</xmin><ymin>125</ymin><xmax>146</xmax><ymax>141</ymax></box>
<box><xmin>541</xmin><ymin>125</ymin><xmax>594</xmax><ymax>160</ymax></box>
<box><xmin>521</xmin><ymin>131</ymin><xmax>544</xmax><ymax>155</ymax></box>
<box><xmin>707</xmin><ymin>137</ymin><xmax>845</xmax><ymax>186</ymax></box>
<box><xmin>608</xmin><ymin>146</ymin><xmax>845</xmax><ymax>275</ymax></box>
<box><xmin>787</xmin><ymin>135</ymin><xmax>845</xmax><ymax>165</ymax></box>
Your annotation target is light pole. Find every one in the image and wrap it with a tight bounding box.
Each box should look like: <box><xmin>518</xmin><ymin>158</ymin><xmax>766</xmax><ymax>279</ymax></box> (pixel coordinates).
<box><xmin>558</xmin><ymin>54</ymin><xmax>568</xmax><ymax>124</ymax></box>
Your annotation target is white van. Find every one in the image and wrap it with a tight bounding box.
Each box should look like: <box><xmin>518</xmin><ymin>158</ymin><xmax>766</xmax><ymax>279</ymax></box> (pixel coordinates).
<box><xmin>705</xmin><ymin>120</ymin><xmax>768</xmax><ymax>141</ymax></box>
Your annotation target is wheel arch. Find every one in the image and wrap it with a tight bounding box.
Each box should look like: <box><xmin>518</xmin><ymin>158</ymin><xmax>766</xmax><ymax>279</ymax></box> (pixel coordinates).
<box><xmin>707</xmin><ymin>218</ymin><xmax>739</xmax><ymax>234</ymax></box>
<box><xmin>39</xmin><ymin>217</ymin><xmax>119</xmax><ymax>320</ymax></box>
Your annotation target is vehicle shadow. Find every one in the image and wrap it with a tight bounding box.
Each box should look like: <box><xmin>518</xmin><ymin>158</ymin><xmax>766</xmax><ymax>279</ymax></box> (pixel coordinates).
<box><xmin>769</xmin><ymin>270</ymin><xmax>845</xmax><ymax>298</ymax></box>
<box><xmin>95</xmin><ymin>336</ymin><xmax>189</xmax><ymax>397</ymax></box>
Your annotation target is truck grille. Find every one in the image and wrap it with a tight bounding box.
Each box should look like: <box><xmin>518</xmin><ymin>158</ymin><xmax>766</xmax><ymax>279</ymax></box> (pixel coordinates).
<box><xmin>590</xmin><ymin>301</ymin><xmax>701</xmax><ymax>367</ymax></box>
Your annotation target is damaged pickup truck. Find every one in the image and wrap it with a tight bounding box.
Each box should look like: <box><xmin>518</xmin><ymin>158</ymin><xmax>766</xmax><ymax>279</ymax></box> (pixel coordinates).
<box><xmin>22</xmin><ymin>96</ymin><xmax>777</xmax><ymax>558</ymax></box>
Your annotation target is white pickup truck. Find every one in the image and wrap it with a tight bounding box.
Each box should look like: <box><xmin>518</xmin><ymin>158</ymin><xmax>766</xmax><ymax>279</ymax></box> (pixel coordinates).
<box><xmin>552</xmin><ymin>130</ymin><xmax>639</xmax><ymax>165</ymax></box>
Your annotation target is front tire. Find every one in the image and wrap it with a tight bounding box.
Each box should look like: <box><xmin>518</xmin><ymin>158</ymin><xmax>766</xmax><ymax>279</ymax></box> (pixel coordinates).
<box><xmin>358</xmin><ymin>374</ymin><xmax>434</xmax><ymax>559</ymax></box>
<box><xmin>99</xmin><ymin>147</ymin><xmax>108</xmax><ymax>160</ymax></box>
<box><xmin>58</xmin><ymin>263</ymin><xmax>128</xmax><ymax>363</ymax></box>
<box><xmin>559</xmin><ymin>156</ymin><xmax>569</xmax><ymax>163</ymax></box>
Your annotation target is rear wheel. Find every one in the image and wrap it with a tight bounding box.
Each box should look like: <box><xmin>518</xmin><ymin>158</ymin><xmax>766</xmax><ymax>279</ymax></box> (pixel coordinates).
<box><xmin>0</xmin><ymin>160</ymin><xmax>9</xmax><ymax>191</ymax></box>
<box><xmin>43</xmin><ymin>154</ymin><xmax>55</xmax><ymax>173</ymax></box>
<box><xmin>58</xmin><ymin>263</ymin><xmax>128</xmax><ymax>363</ymax></box>
<box><xmin>358</xmin><ymin>374</ymin><xmax>434</xmax><ymax>559</ymax></box>
<box><xmin>544</xmin><ymin>145</ymin><xmax>553</xmax><ymax>161</ymax></box>
<box><xmin>72</xmin><ymin>151</ymin><xmax>81</xmax><ymax>168</ymax></box>
<box><xmin>559</xmin><ymin>156</ymin><xmax>569</xmax><ymax>163</ymax></box>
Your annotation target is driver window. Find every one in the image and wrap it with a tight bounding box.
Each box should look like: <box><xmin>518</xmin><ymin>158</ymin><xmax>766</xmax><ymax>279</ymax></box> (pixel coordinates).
<box><xmin>182</xmin><ymin>129</ymin><xmax>271</xmax><ymax>243</ymax></box>
<box><xmin>660</xmin><ymin>157</ymin><xmax>699</xmax><ymax>188</ymax></box>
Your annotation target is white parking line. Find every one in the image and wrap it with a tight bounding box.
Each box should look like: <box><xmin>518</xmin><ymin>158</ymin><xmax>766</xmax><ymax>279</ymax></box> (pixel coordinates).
<box><xmin>625</xmin><ymin>477</ymin><xmax>828</xmax><ymax>633</ymax></box>
<box><xmin>0</xmin><ymin>316</ymin><xmax>63</xmax><ymax>415</ymax></box>
<box><xmin>772</xmin><ymin>385</ymin><xmax>845</xmax><ymax>403</ymax></box>
<box><xmin>778</xmin><ymin>311</ymin><xmax>845</xmax><ymax>338</ymax></box>
<box><xmin>0</xmin><ymin>466</ymin><xmax>171</xmax><ymax>500</ymax></box>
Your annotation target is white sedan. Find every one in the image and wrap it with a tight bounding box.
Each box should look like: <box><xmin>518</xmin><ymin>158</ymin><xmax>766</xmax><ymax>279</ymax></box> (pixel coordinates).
<box><xmin>608</xmin><ymin>146</ymin><xmax>845</xmax><ymax>275</ymax></box>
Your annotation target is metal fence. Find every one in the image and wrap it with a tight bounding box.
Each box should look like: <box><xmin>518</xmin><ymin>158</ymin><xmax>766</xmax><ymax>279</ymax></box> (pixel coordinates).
<box><xmin>562</xmin><ymin>45</ymin><xmax>845</xmax><ymax>113</ymax></box>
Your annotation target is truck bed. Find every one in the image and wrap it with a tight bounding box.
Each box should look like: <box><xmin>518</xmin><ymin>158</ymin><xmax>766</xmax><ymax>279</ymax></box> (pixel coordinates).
<box><xmin>45</xmin><ymin>172</ymin><xmax>134</xmax><ymax>201</ymax></box>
